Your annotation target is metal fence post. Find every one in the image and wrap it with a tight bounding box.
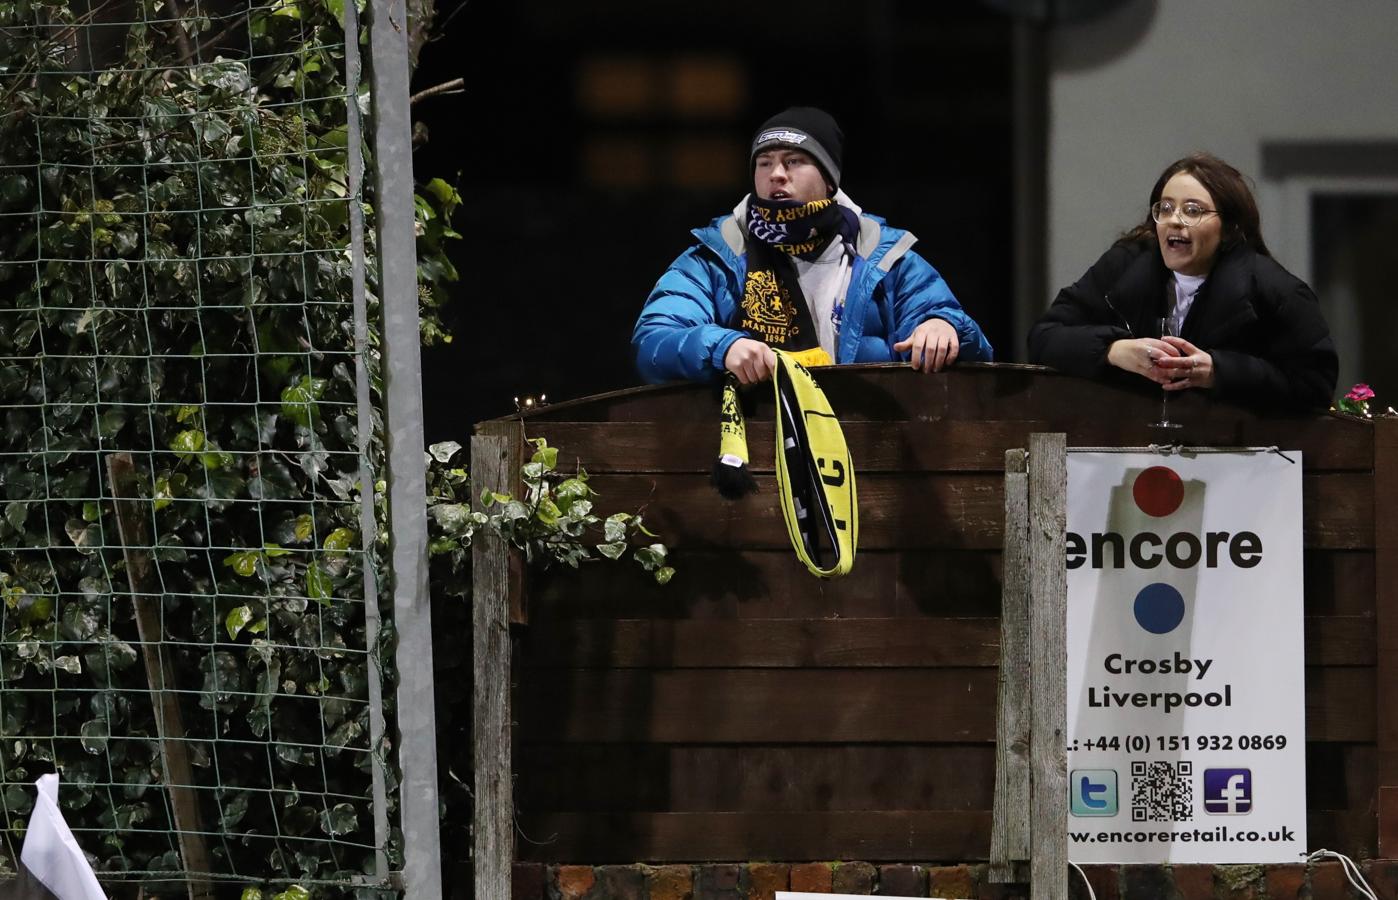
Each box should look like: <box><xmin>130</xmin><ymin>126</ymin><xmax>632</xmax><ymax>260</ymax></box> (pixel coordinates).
<box><xmin>367</xmin><ymin>0</ymin><xmax>443</xmax><ymax>895</ymax></box>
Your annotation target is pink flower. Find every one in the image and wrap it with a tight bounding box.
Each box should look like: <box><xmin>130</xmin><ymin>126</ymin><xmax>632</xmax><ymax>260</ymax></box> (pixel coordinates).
<box><xmin>1346</xmin><ymin>383</ymin><xmax>1375</xmax><ymax>402</ymax></box>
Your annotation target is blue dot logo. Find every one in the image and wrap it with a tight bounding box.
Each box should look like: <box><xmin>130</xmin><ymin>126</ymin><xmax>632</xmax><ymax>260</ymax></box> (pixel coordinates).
<box><xmin>1134</xmin><ymin>583</ymin><xmax>1185</xmax><ymax>634</ymax></box>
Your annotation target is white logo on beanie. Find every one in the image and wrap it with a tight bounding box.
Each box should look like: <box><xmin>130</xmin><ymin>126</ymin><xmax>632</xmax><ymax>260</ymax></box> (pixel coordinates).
<box><xmin>757</xmin><ymin>129</ymin><xmax>809</xmax><ymax>145</ymax></box>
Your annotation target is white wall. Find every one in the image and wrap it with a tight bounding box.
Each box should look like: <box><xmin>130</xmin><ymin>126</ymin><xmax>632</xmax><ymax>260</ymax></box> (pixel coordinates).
<box><xmin>1046</xmin><ymin>0</ymin><xmax>1398</xmax><ymax>297</ymax></box>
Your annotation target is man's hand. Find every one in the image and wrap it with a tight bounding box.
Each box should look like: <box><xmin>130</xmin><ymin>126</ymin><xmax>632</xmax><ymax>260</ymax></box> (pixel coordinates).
<box><xmin>724</xmin><ymin>337</ymin><xmax>778</xmax><ymax>385</ymax></box>
<box><xmin>1106</xmin><ymin>337</ymin><xmax>1183</xmax><ymax>384</ymax></box>
<box><xmin>893</xmin><ymin>318</ymin><xmax>960</xmax><ymax>373</ymax></box>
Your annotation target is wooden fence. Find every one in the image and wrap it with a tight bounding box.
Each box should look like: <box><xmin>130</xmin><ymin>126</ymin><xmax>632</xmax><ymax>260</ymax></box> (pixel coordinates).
<box><xmin>469</xmin><ymin>362</ymin><xmax>1396</xmax><ymax>899</ymax></box>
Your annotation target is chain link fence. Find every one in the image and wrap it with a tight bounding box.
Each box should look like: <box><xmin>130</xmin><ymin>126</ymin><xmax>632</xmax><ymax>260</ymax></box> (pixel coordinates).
<box><xmin>0</xmin><ymin>0</ymin><xmax>408</xmax><ymax>892</ymax></box>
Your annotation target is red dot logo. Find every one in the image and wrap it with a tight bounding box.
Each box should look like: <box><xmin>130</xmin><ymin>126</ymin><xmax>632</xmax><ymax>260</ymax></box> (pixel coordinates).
<box><xmin>1133</xmin><ymin>466</ymin><xmax>1184</xmax><ymax>517</ymax></box>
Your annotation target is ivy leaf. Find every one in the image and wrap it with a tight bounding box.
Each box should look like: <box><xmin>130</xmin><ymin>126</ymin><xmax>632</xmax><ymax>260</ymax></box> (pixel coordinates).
<box><xmin>153</xmin><ymin>474</ymin><xmax>180</xmax><ymax>510</ymax></box>
<box><xmin>535</xmin><ymin>498</ymin><xmax>561</xmax><ymax>526</ymax></box>
<box><xmin>96</xmin><ymin>408</ymin><xmax>127</xmax><ymax>438</ymax></box>
<box><xmin>603</xmin><ymin>513</ymin><xmax>630</xmax><ymax>543</ymax></box>
<box><xmin>634</xmin><ymin>543</ymin><xmax>669</xmax><ymax>571</ymax></box>
<box><xmin>293</xmin><ymin>514</ymin><xmax>315</xmax><ymax>543</ymax></box>
<box><xmin>322</xmin><ymin>527</ymin><xmax>355</xmax><ymax>555</ymax></box>
<box><xmin>318</xmin><ymin>802</ymin><xmax>357</xmax><ymax>836</ymax></box>
<box><xmin>4</xmin><ymin>501</ymin><xmax>28</xmax><ymax>530</ymax></box>
<box><xmin>595</xmin><ymin>541</ymin><xmax>626</xmax><ymax>560</ymax></box>
<box><xmin>529</xmin><ymin>440</ymin><xmax>558</xmax><ymax>470</ymax></box>
<box><xmin>18</xmin><ymin>592</ymin><xmax>54</xmax><ymax>626</ymax></box>
<box><xmin>654</xmin><ymin>566</ymin><xmax>676</xmax><ymax>585</ymax></box>
<box><xmin>429</xmin><ymin>440</ymin><xmax>462</xmax><ymax>463</ymax></box>
<box><xmin>272</xmin><ymin>887</ymin><xmax>311</xmax><ymax>900</ymax></box>
<box><xmin>175</xmin><ymin>404</ymin><xmax>201</xmax><ymax>423</ymax></box>
<box><xmin>280</xmin><ymin>376</ymin><xmax>328</xmax><ymax>427</ymax></box>
<box><xmin>428</xmin><ymin>503</ymin><xmax>471</xmax><ymax>535</ymax></box>
<box><xmin>60</xmin><ymin>604</ymin><xmax>100</xmax><ymax>641</ymax></box>
<box><xmin>305</xmin><ymin>564</ymin><xmax>332</xmax><ymax>605</ymax></box>
<box><xmin>79</xmin><ymin>718</ymin><xmax>110</xmax><ymax>755</ymax></box>
<box><xmin>171</xmin><ymin>429</ymin><xmax>206</xmax><ymax>459</ymax></box>
<box><xmin>223</xmin><ymin>551</ymin><xmax>260</xmax><ymax>577</ymax></box>
<box><xmin>225</xmin><ymin>605</ymin><xmax>254</xmax><ymax>640</ymax></box>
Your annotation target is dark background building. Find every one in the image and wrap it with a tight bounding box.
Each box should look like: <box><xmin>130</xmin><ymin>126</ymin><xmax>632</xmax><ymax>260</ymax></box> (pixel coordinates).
<box><xmin>412</xmin><ymin>0</ymin><xmax>1018</xmax><ymax>439</ymax></box>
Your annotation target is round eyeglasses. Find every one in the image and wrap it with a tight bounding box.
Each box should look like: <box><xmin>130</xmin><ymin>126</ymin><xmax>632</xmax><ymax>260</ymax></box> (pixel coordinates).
<box><xmin>1151</xmin><ymin>200</ymin><xmax>1219</xmax><ymax>227</ymax></box>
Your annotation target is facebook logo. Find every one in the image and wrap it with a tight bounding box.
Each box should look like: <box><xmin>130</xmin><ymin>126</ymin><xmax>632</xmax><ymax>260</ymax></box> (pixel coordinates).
<box><xmin>1069</xmin><ymin>769</ymin><xmax>1118</xmax><ymax>817</ymax></box>
<box><xmin>1203</xmin><ymin>768</ymin><xmax>1253</xmax><ymax>814</ymax></box>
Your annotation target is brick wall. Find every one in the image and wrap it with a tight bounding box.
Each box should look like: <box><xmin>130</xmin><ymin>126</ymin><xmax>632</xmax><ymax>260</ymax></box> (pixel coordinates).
<box><xmin>507</xmin><ymin>860</ymin><xmax>1398</xmax><ymax>899</ymax></box>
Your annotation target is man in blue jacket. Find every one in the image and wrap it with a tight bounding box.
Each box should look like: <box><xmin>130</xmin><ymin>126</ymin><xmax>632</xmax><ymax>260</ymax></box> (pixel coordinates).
<box><xmin>632</xmin><ymin>107</ymin><xmax>993</xmax><ymax>384</ymax></box>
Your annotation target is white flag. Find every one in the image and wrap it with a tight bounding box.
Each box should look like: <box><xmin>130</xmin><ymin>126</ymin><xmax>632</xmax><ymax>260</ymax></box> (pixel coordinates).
<box><xmin>16</xmin><ymin>774</ymin><xmax>107</xmax><ymax>900</ymax></box>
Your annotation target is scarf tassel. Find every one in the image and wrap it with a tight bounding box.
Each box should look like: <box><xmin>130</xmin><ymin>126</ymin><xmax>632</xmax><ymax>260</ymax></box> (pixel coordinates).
<box><xmin>712</xmin><ymin>375</ymin><xmax>758</xmax><ymax>500</ymax></box>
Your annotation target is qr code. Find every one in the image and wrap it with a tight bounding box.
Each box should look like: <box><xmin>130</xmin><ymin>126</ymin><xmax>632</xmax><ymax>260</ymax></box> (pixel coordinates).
<box><xmin>1130</xmin><ymin>760</ymin><xmax>1194</xmax><ymax>822</ymax></box>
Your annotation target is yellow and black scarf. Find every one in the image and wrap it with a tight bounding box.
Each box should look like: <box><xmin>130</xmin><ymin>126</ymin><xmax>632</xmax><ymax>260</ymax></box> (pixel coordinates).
<box><xmin>736</xmin><ymin>196</ymin><xmax>858</xmax><ymax>356</ymax></box>
<box><xmin>711</xmin><ymin>352</ymin><xmax>858</xmax><ymax>577</ymax></box>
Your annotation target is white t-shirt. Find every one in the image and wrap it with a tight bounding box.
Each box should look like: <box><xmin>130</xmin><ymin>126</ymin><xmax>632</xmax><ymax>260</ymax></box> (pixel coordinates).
<box><xmin>1171</xmin><ymin>271</ymin><xmax>1207</xmax><ymax>323</ymax></box>
<box><xmin>794</xmin><ymin>239</ymin><xmax>853</xmax><ymax>358</ymax></box>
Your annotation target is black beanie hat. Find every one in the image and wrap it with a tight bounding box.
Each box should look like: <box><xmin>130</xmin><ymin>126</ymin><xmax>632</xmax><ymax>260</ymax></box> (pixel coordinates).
<box><xmin>750</xmin><ymin>106</ymin><xmax>844</xmax><ymax>189</ymax></box>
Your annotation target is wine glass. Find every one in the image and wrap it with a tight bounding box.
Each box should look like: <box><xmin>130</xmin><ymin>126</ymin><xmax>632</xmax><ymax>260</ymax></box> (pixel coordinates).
<box><xmin>1149</xmin><ymin>315</ymin><xmax>1183</xmax><ymax>429</ymax></box>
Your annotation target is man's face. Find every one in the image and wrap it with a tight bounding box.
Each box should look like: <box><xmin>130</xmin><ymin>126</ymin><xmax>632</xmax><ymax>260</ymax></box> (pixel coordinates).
<box><xmin>753</xmin><ymin>148</ymin><xmax>831</xmax><ymax>204</ymax></box>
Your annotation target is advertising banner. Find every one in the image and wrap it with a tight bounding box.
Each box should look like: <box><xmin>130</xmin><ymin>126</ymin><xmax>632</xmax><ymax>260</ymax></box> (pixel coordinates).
<box><xmin>1065</xmin><ymin>451</ymin><xmax>1306</xmax><ymax>863</ymax></box>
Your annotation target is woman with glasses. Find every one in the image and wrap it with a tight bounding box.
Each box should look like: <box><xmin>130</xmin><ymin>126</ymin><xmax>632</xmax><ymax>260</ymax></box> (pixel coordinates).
<box><xmin>1028</xmin><ymin>153</ymin><xmax>1337</xmax><ymax>410</ymax></box>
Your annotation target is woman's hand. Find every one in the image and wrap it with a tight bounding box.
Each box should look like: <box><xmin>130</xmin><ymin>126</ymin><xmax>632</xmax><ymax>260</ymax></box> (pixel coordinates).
<box><xmin>1156</xmin><ymin>336</ymin><xmax>1215</xmax><ymax>390</ymax></box>
<box><xmin>1106</xmin><ymin>338</ymin><xmax>1183</xmax><ymax>384</ymax></box>
<box><xmin>723</xmin><ymin>337</ymin><xmax>778</xmax><ymax>384</ymax></box>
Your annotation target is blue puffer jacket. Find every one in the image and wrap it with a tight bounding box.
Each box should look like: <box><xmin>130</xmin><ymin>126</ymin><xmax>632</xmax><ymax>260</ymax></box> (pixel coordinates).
<box><xmin>633</xmin><ymin>198</ymin><xmax>994</xmax><ymax>383</ymax></box>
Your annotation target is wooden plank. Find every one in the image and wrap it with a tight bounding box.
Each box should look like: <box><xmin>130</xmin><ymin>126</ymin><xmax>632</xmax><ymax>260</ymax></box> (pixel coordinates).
<box><xmin>517</xmin><ymin>669</ymin><xmax>998</xmax><ymax>743</ymax></box>
<box><xmin>518</xmin><ymin>666</ymin><xmax>1374</xmax><ymax>744</ymax></box>
<box><xmin>523</xmin><ymin>547</ymin><xmax>1372</xmax><ymax>622</ymax></box>
<box><xmin>1304</xmin><ymin>472</ymin><xmax>1374</xmax><ymax>549</ymax></box>
<box><xmin>517</xmin><ymin>612</ymin><xmax>1375</xmax><ymax>668</ymax></box>
<box><xmin>515</xmin><ymin>807</ymin><xmax>1378</xmax><ymax>863</ymax></box>
<box><xmin>896</xmin><ymin>549</ymin><xmax>1006</xmax><ymax>616</ymax></box>
<box><xmin>519</xmin><ymin>617</ymin><xmax>1002</xmax><ymax>668</ymax></box>
<box><xmin>527</xmin><ymin>549</ymin><xmax>1004</xmax><ymax>620</ymax></box>
<box><xmin>1028</xmin><ymin>434</ymin><xmax>1067</xmax><ymax>900</ymax></box>
<box><xmin>538</xmin><ymin>420</ymin><xmax>1048</xmax><ymax>474</ymax></box>
<box><xmin>1307</xmin><ymin>809</ymin><xmax>1376</xmax><ymax>861</ymax></box>
<box><xmin>530</xmin><ymin>417</ymin><xmax>1373</xmax><ymax>474</ymax></box>
<box><xmin>581</xmin><ymin>472</ymin><xmax>1371</xmax><ymax>551</ymax></box>
<box><xmin>1306</xmin><ymin>667</ymin><xmax>1378</xmax><ymax>742</ymax></box>
<box><xmin>106</xmin><ymin>454</ymin><xmax>213</xmax><ymax>900</ymax></box>
<box><xmin>520</xmin><ymin>366</ymin><xmax>1361</xmax><ymax>445</ymax></box>
<box><xmin>1304</xmin><ymin>550</ymin><xmax>1376</xmax><ymax>616</ymax></box>
<box><xmin>514</xmin><ymin>745</ymin><xmax>995</xmax><ymax>812</ymax></box>
<box><xmin>470</xmin><ymin>427</ymin><xmax>520</xmax><ymax>900</ymax></box>
<box><xmin>588</xmin><ymin>472</ymin><xmax>1004</xmax><ymax>551</ymax></box>
<box><xmin>1375</xmin><ymin>417</ymin><xmax>1398</xmax><ymax>855</ymax></box>
<box><xmin>530</xmin><ymin>548</ymin><xmax>907</xmax><ymax>620</ymax></box>
<box><xmin>1305</xmin><ymin>616</ymin><xmax>1377</xmax><ymax>666</ymax></box>
<box><xmin>513</xmin><ymin>810</ymin><xmax>993</xmax><ymax>862</ymax></box>
<box><xmin>990</xmin><ymin>448</ymin><xmax>1030</xmax><ymax>883</ymax></box>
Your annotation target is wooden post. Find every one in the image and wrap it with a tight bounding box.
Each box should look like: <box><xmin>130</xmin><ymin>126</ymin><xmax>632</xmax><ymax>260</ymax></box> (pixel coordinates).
<box><xmin>1375</xmin><ymin>417</ymin><xmax>1398</xmax><ymax>855</ymax></box>
<box><xmin>471</xmin><ymin>423</ymin><xmax>523</xmax><ymax>900</ymax></box>
<box><xmin>105</xmin><ymin>454</ymin><xmax>213</xmax><ymax>900</ymax></box>
<box><xmin>1028</xmin><ymin>433</ymin><xmax>1067</xmax><ymax>900</ymax></box>
<box><xmin>990</xmin><ymin>448</ymin><xmax>1031</xmax><ymax>884</ymax></box>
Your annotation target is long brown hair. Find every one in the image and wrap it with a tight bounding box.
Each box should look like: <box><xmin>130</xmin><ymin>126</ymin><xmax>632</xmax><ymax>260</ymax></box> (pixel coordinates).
<box><xmin>1121</xmin><ymin>153</ymin><xmax>1272</xmax><ymax>258</ymax></box>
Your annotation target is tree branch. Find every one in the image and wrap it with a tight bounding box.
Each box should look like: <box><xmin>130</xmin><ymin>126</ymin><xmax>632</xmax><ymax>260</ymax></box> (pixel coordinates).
<box><xmin>163</xmin><ymin>0</ymin><xmax>197</xmax><ymax>64</ymax></box>
<box><xmin>410</xmin><ymin>77</ymin><xmax>464</xmax><ymax>106</ymax></box>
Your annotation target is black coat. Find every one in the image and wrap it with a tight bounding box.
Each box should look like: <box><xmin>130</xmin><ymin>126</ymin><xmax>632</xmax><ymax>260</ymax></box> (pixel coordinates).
<box><xmin>1028</xmin><ymin>239</ymin><xmax>1338</xmax><ymax>411</ymax></box>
